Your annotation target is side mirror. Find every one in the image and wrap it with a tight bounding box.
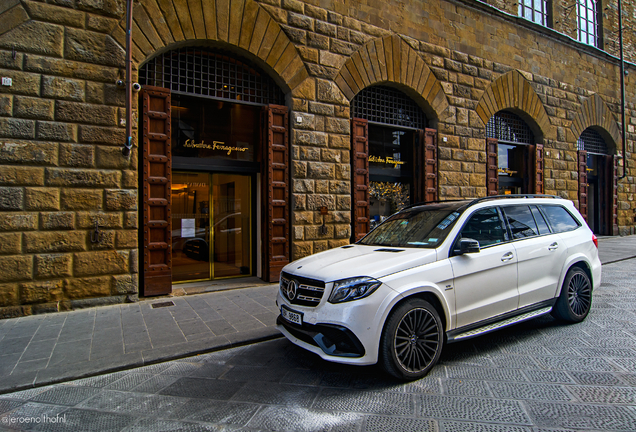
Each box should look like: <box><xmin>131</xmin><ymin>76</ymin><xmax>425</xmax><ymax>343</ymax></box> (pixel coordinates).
<box><xmin>455</xmin><ymin>238</ymin><xmax>481</xmax><ymax>255</ymax></box>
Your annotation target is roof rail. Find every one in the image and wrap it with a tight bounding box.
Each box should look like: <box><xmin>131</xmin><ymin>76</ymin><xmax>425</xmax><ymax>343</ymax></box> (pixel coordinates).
<box><xmin>402</xmin><ymin>194</ymin><xmax>561</xmax><ymax>212</ymax></box>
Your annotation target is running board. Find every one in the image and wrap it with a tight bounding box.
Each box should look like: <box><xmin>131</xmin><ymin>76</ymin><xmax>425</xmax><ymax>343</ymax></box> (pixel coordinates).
<box><xmin>447</xmin><ymin>306</ymin><xmax>553</xmax><ymax>343</ymax></box>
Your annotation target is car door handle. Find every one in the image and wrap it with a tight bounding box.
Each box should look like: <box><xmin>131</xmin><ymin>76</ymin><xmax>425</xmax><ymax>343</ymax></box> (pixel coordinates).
<box><xmin>501</xmin><ymin>252</ymin><xmax>514</xmax><ymax>262</ymax></box>
<box><xmin>548</xmin><ymin>242</ymin><xmax>559</xmax><ymax>251</ymax></box>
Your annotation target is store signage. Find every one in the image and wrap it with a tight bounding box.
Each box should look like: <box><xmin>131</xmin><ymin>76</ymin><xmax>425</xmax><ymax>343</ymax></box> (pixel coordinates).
<box><xmin>498</xmin><ymin>168</ymin><xmax>518</xmax><ymax>175</ymax></box>
<box><xmin>369</xmin><ymin>155</ymin><xmax>405</xmax><ymax>168</ymax></box>
<box><xmin>184</xmin><ymin>139</ymin><xmax>248</xmax><ymax>155</ymax></box>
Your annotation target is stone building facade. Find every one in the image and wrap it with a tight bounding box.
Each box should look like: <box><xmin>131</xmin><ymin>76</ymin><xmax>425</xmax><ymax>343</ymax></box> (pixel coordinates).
<box><xmin>0</xmin><ymin>0</ymin><xmax>634</xmax><ymax>317</ymax></box>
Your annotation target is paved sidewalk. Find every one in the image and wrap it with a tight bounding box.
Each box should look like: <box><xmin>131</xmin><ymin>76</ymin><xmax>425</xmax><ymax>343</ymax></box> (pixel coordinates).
<box><xmin>0</xmin><ymin>235</ymin><xmax>634</xmax><ymax>395</ymax></box>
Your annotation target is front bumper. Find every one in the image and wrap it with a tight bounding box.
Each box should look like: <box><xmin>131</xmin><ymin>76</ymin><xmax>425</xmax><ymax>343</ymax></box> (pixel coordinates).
<box><xmin>276</xmin><ymin>315</ymin><xmax>365</xmax><ymax>357</ymax></box>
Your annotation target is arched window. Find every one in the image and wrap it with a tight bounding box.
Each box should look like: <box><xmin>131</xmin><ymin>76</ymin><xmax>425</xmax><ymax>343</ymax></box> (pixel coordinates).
<box><xmin>577</xmin><ymin>128</ymin><xmax>610</xmax><ymax>154</ymax></box>
<box><xmin>577</xmin><ymin>0</ymin><xmax>599</xmax><ymax>47</ymax></box>
<box><xmin>486</xmin><ymin>111</ymin><xmax>534</xmax><ymax>144</ymax></box>
<box><xmin>352</xmin><ymin>85</ymin><xmax>425</xmax><ymax>129</ymax></box>
<box><xmin>519</xmin><ymin>0</ymin><xmax>549</xmax><ymax>26</ymax></box>
<box><xmin>140</xmin><ymin>46</ymin><xmax>285</xmax><ymax>105</ymax></box>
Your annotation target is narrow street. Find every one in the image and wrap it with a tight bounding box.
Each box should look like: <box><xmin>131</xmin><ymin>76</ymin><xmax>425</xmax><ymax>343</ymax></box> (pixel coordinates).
<box><xmin>1</xmin><ymin>257</ymin><xmax>635</xmax><ymax>431</ymax></box>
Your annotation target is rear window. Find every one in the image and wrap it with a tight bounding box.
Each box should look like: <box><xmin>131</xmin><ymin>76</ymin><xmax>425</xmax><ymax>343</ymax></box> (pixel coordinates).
<box><xmin>540</xmin><ymin>205</ymin><xmax>581</xmax><ymax>233</ymax></box>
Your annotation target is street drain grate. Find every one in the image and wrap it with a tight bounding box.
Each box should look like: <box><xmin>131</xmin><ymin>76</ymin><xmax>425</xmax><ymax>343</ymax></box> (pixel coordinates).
<box><xmin>151</xmin><ymin>301</ymin><xmax>175</xmax><ymax>309</ymax></box>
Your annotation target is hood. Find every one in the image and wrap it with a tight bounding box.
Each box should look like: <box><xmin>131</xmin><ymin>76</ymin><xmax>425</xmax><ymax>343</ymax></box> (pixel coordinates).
<box><xmin>282</xmin><ymin>245</ymin><xmax>438</xmax><ymax>282</ymax></box>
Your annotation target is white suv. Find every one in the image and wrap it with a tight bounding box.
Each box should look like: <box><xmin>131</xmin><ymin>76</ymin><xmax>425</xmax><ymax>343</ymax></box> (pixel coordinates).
<box><xmin>276</xmin><ymin>195</ymin><xmax>601</xmax><ymax>380</ymax></box>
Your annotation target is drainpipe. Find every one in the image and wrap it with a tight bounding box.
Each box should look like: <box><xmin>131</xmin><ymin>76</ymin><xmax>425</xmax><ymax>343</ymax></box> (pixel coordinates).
<box><xmin>618</xmin><ymin>0</ymin><xmax>627</xmax><ymax>179</ymax></box>
<box><xmin>122</xmin><ymin>0</ymin><xmax>134</xmax><ymax>157</ymax></box>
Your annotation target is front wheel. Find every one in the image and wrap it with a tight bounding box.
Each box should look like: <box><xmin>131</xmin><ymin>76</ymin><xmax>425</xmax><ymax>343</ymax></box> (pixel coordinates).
<box><xmin>552</xmin><ymin>267</ymin><xmax>592</xmax><ymax>323</ymax></box>
<box><xmin>379</xmin><ymin>298</ymin><xmax>444</xmax><ymax>380</ymax></box>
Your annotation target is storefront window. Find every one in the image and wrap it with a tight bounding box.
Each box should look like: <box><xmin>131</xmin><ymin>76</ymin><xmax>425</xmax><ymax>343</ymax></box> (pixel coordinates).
<box><xmin>172</xmin><ymin>94</ymin><xmax>260</xmax><ymax>162</ymax></box>
<box><xmin>498</xmin><ymin>143</ymin><xmax>525</xmax><ymax>195</ymax></box>
<box><xmin>368</xmin><ymin>125</ymin><xmax>413</xmax><ymax>228</ymax></box>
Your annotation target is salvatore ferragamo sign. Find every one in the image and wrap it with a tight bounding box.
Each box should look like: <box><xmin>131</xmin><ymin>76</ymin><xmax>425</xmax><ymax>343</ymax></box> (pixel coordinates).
<box><xmin>184</xmin><ymin>140</ymin><xmax>248</xmax><ymax>155</ymax></box>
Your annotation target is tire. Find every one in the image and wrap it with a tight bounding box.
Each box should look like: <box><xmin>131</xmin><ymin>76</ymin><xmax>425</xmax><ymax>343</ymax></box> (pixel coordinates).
<box><xmin>380</xmin><ymin>298</ymin><xmax>444</xmax><ymax>380</ymax></box>
<box><xmin>552</xmin><ymin>267</ymin><xmax>592</xmax><ymax>323</ymax></box>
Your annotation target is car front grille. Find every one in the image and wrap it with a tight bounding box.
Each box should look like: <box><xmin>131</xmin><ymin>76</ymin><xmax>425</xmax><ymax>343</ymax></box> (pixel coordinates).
<box><xmin>280</xmin><ymin>272</ymin><xmax>326</xmax><ymax>307</ymax></box>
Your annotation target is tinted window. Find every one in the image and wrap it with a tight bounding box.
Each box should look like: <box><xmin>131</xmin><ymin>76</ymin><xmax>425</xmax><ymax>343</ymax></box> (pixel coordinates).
<box><xmin>541</xmin><ymin>205</ymin><xmax>581</xmax><ymax>233</ymax></box>
<box><xmin>503</xmin><ymin>205</ymin><xmax>538</xmax><ymax>239</ymax></box>
<box><xmin>459</xmin><ymin>208</ymin><xmax>507</xmax><ymax>248</ymax></box>
<box><xmin>530</xmin><ymin>205</ymin><xmax>551</xmax><ymax>235</ymax></box>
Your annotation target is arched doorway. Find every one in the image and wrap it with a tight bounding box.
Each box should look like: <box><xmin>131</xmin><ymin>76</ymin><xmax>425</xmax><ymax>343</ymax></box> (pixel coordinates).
<box><xmin>577</xmin><ymin>127</ymin><xmax>618</xmax><ymax>235</ymax></box>
<box><xmin>486</xmin><ymin>111</ymin><xmax>544</xmax><ymax>195</ymax></box>
<box><xmin>138</xmin><ymin>47</ymin><xmax>289</xmax><ymax>295</ymax></box>
<box><xmin>350</xmin><ymin>85</ymin><xmax>437</xmax><ymax>241</ymax></box>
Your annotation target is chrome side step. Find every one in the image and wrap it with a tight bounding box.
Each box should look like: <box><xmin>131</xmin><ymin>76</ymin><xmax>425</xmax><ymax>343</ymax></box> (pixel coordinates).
<box><xmin>448</xmin><ymin>306</ymin><xmax>553</xmax><ymax>342</ymax></box>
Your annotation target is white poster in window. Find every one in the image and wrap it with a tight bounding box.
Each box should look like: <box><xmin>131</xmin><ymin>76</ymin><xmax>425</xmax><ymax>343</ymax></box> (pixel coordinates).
<box><xmin>182</xmin><ymin>219</ymin><xmax>196</xmax><ymax>238</ymax></box>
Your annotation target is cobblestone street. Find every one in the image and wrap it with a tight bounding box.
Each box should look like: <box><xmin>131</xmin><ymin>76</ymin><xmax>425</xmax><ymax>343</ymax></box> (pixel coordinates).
<box><xmin>1</xmin><ymin>257</ymin><xmax>635</xmax><ymax>431</ymax></box>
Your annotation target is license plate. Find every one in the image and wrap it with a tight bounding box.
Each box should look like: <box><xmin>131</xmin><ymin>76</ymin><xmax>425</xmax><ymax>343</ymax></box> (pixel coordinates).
<box><xmin>281</xmin><ymin>305</ymin><xmax>303</xmax><ymax>325</ymax></box>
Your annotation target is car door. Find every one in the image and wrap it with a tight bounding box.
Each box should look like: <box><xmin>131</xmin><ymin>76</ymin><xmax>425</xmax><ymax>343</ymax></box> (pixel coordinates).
<box><xmin>502</xmin><ymin>205</ymin><xmax>568</xmax><ymax>309</ymax></box>
<box><xmin>450</xmin><ymin>207</ymin><xmax>519</xmax><ymax>328</ymax></box>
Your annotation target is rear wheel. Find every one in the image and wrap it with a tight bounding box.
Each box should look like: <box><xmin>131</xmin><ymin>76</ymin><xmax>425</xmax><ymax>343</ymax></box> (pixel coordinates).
<box><xmin>552</xmin><ymin>267</ymin><xmax>592</xmax><ymax>323</ymax></box>
<box><xmin>380</xmin><ymin>298</ymin><xmax>444</xmax><ymax>380</ymax></box>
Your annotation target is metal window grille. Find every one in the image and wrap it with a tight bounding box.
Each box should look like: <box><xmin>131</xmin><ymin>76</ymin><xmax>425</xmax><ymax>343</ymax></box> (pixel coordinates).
<box><xmin>352</xmin><ymin>85</ymin><xmax>425</xmax><ymax>129</ymax></box>
<box><xmin>577</xmin><ymin>128</ymin><xmax>610</xmax><ymax>154</ymax></box>
<box><xmin>518</xmin><ymin>0</ymin><xmax>549</xmax><ymax>26</ymax></box>
<box><xmin>139</xmin><ymin>47</ymin><xmax>285</xmax><ymax>106</ymax></box>
<box><xmin>486</xmin><ymin>112</ymin><xmax>534</xmax><ymax>144</ymax></box>
<box><xmin>578</xmin><ymin>0</ymin><xmax>598</xmax><ymax>47</ymax></box>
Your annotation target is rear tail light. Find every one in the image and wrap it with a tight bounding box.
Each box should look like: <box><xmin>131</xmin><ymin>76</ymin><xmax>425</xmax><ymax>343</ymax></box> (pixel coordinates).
<box><xmin>592</xmin><ymin>234</ymin><xmax>598</xmax><ymax>249</ymax></box>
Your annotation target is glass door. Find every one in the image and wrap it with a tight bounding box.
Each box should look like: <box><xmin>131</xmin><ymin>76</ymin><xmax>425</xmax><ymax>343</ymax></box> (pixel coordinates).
<box><xmin>171</xmin><ymin>172</ymin><xmax>252</xmax><ymax>282</ymax></box>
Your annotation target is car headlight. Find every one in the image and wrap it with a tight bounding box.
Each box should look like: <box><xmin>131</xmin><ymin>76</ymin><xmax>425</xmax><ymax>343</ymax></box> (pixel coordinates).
<box><xmin>328</xmin><ymin>277</ymin><xmax>382</xmax><ymax>303</ymax></box>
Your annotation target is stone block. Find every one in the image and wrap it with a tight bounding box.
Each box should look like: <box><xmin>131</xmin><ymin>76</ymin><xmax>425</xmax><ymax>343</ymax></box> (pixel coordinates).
<box><xmin>315</xmin><ymin>180</ymin><xmax>329</xmax><ymax>193</ymax></box>
<box><xmin>294</xmin><ymin>130</ymin><xmax>327</xmax><ymax>147</ymax></box>
<box><xmin>46</xmin><ymin>168</ymin><xmax>120</xmax><ymax>188</ymax></box>
<box><xmin>88</xmin><ymin>229</ymin><xmax>115</xmax><ymax>250</ymax></box>
<box><xmin>105</xmin><ymin>189</ymin><xmax>137</xmax><ymax>210</ymax></box>
<box><xmin>24</xmin><ymin>231</ymin><xmax>85</xmax><ymax>253</ymax></box>
<box><xmin>35</xmin><ymin>253</ymin><xmax>72</xmax><ymax>278</ymax></box>
<box><xmin>56</xmin><ymin>100</ymin><xmax>117</xmax><ymax>126</ymax></box>
<box><xmin>76</xmin><ymin>212</ymin><xmax>121</xmax><ymax>229</ymax></box>
<box><xmin>64</xmin><ymin>276</ymin><xmax>111</xmax><ymax>299</ymax></box>
<box><xmin>116</xmin><ymin>230</ymin><xmax>137</xmax><ymax>248</ymax></box>
<box><xmin>300</xmin><ymin>147</ymin><xmax>320</xmax><ymax>161</ymax></box>
<box><xmin>59</xmin><ymin>143</ymin><xmax>95</xmax><ymax>167</ymax></box>
<box><xmin>0</xmin><ymin>21</ymin><xmax>64</xmax><ymax>57</ymax></box>
<box><xmin>60</xmin><ymin>189</ymin><xmax>103</xmax><ymax>210</ymax></box>
<box><xmin>25</xmin><ymin>55</ymin><xmax>119</xmax><ymax>83</ymax></box>
<box><xmin>41</xmin><ymin>212</ymin><xmax>74</xmax><ymax>230</ymax></box>
<box><xmin>36</xmin><ymin>121</ymin><xmax>78</xmax><ymax>142</ymax></box>
<box><xmin>64</xmin><ymin>29</ymin><xmax>124</xmax><ymax>67</ymax></box>
<box><xmin>0</xmin><ymin>69</ymin><xmax>41</xmax><ymax>98</ymax></box>
<box><xmin>0</xmin><ymin>255</ymin><xmax>32</xmax><ymax>282</ymax></box>
<box><xmin>41</xmin><ymin>75</ymin><xmax>85</xmax><ymax>101</ymax></box>
<box><xmin>20</xmin><ymin>279</ymin><xmax>64</xmax><ymax>304</ymax></box>
<box><xmin>321</xmin><ymin>149</ymin><xmax>341</xmax><ymax>163</ymax></box>
<box><xmin>307</xmin><ymin>162</ymin><xmax>334</xmax><ymax>179</ymax></box>
<box><xmin>124</xmin><ymin>211</ymin><xmax>137</xmax><ymax>229</ymax></box>
<box><xmin>122</xmin><ymin>170</ymin><xmax>137</xmax><ymax>188</ymax></box>
<box><xmin>319</xmin><ymin>50</ymin><xmax>344</xmax><ymax>68</ymax></box>
<box><xmin>0</xmin><ymin>213</ymin><xmax>38</xmax><ymax>231</ymax></box>
<box><xmin>23</xmin><ymin>1</ymin><xmax>85</xmax><ymax>27</ymax></box>
<box><xmin>316</xmin><ymin>20</ymin><xmax>336</xmax><ymax>37</ymax></box>
<box><xmin>309</xmin><ymin>101</ymin><xmax>335</xmax><ymax>116</ymax></box>
<box><xmin>0</xmin><ymin>94</ymin><xmax>12</xmax><ymax>116</ymax></box>
<box><xmin>13</xmin><ymin>96</ymin><xmax>54</xmax><ymax>120</ymax></box>
<box><xmin>112</xmin><ymin>274</ymin><xmax>138</xmax><ymax>295</ymax></box>
<box><xmin>0</xmin><ymin>282</ymin><xmax>19</xmax><ymax>307</ymax></box>
<box><xmin>316</xmin><ymin>79</ymin><xmax>347</xmax><ymax>104</ymax></box>
<box><xmin>0</xmin><ymin>178</ymin><xmax>26</xmax><ymax>208</ymax></box>
<box><xmin>25</xmin><ymin>187</ymin><xmax>60</xmax><ymax>211</ymax></box>
<box><xmin>307</xmin><ymin>194</ymin><xmax>335</xmax><ymax>210</ymax></box>
<box><xmin>0</xmin><ymin>233</ymin><xmax>20</xmax><ymax>255</ymax></box>
<box><xmin>79</xmin><ymin>125</ymin><xmax>127</xmax><ymax>145</ymax></box>
<box><xmin>282</xmin><ymin>0</ymin><xmax>304</xmax><ymax>13</ymax></box>
<box><xmin>335</xmin><ymin>163</ymin><xmax>350</xmax><ymax>181</ymax></box>
<box><xmin>86</xmin><ymin>14</ymin><xmax>119</xmax><ymax>33</ymax></box>
<box><xmin>0</xmin><ymin>118</ymin><xmax>35</xmax><ymax>139</ymax></box>
<box><xmin>74</xmin><ymin>250</ymin><xmax>129</xmax><ymax>276</ymax></box>
<box><xmin>0</xmin><ymin>140</ymin><xmax>57</xmax><ymax>165</ymax></box>
<box><xmin>325</xmin><ymin>117</ymin><xmax>349</xmax><ymax>134</ymax></box>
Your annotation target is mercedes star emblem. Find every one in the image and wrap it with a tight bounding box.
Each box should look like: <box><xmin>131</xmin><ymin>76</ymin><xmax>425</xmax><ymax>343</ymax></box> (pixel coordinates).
<box><xmin>286</xmin><ymin>280</ymin><xmax>297</xmax><ymax>301</ymax></box>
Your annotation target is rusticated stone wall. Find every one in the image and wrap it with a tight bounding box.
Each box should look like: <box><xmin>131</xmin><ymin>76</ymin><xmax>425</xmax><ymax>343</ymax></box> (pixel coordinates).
<box><xmin>0</xmin><ymin>0</ymin><xmax>635</xmax><ymax>317</ymax></box>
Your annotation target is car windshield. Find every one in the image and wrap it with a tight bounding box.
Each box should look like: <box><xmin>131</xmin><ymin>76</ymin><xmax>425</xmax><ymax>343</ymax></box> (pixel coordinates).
<box><xmin>358</xmin><ymin>202</ymin><xmax>466</xmax><ymax>248</ymax></box>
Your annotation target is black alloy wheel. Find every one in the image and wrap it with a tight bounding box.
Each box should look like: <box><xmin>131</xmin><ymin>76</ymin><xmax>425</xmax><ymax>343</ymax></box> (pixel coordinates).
<box><xmin>380</xmin><ymin>298</ymin><xmax>444</xmax><ymax>380</ymax></box>
<box><xmin>552</xmin><ymin>266</ymin><xmax>592</xmax><ymax>323</ymax></box>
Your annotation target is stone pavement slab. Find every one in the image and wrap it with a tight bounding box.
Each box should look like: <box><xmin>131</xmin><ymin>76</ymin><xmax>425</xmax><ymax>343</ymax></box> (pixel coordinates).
<box><xmin>0</xmin><ymin>235</ymin><xmax>634</xmax><ymax>396</ymax></box>
<box><xmin>0</xmin><ymin>256</ymin><xmax>635</xmax><ymax>431</ymax></box>
<box><xmin>0</xmin><ymin>285</ymin><xmax>280</xmax><ymax>394</ymax></box>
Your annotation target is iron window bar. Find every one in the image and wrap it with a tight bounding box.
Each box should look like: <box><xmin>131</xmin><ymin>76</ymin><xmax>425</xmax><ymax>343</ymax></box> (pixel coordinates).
<box><xmin>352</xmin><ymin>85</ymin><xmax>425</xmax><ymax>129</ymax></box>
<box><xmin>577</xmin><ymin>128</ymin><xmax>610</xmax><ymax>155</ymax></box>
<box><xmin>486</xmin><ymin>112</ymin><xmax>534</xmax><ymax>144</ymax></box>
